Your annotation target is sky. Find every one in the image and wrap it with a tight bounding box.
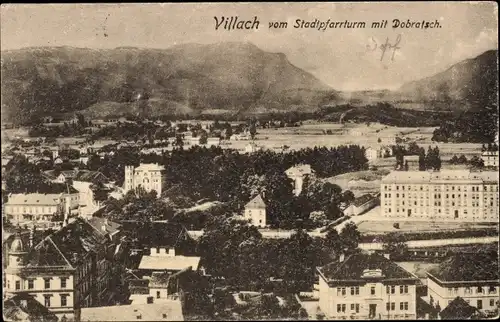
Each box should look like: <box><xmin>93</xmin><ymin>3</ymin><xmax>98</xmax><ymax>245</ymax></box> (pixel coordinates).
<box><xmin>1</xmin><ymin>2</ymin><xmax>498</xmax><ymax>91</ymax></box>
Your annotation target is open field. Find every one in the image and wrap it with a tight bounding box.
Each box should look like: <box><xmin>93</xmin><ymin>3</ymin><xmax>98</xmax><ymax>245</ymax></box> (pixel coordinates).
<box><xmin>324</xmin><ymin>169</ymin><xmax>390</xmax><ymax>197</ymax></box>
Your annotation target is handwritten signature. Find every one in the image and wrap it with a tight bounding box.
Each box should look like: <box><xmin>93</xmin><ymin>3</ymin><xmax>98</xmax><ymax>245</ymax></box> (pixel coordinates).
<box><xmin>366</xmin><ymin>34</ymin><xmax>402</xmax><ymax>62</ymax></box>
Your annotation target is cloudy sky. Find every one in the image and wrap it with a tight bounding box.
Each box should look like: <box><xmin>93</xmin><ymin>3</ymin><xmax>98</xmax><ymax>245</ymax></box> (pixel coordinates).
<box><xmin>1</xmin><ymin>2</ymin><xmax>498</xmax><ymax>91</ymax></box>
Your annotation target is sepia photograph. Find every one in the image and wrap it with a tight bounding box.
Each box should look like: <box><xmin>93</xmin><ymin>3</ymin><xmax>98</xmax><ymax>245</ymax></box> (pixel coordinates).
<box><xmin>1</xmin><ymin>2</ymin><xmax>499</xmax><ymax>321</ymax></box>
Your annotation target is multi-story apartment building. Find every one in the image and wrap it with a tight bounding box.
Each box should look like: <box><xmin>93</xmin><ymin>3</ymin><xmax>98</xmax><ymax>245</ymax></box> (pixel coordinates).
<box><xmin>317</xmin><ymin>251</ymin><xmax>420</xmax><ymax>320</ymax></box>
<box><xmin>380</xmin><ymin>170</ymin><xmax>498</xmax><ymax>222</ymax></box>
<box><xmin>3</xmin><ymin>218</ymin><xmax>121</xmax><ymax>320</ymax></box>
<box><xmin>482</xmin><ymin>150</ymin><xmax>499</xmax><ymax>167</ymax></box>
<box><xmin>124</xmin><ymin>163</ymin><xmax>165</xmax><ymax>196</ymax></box>
<box><xmin>4</xmin><ymin>192</ymin><xmax>80</xmax><ymax>224</ymax></box>
<box><xmin>243</xmin><ymin>194</ymin><xmax>267</xmax><ymax>227</ymax></box>
<box><xmin>285</xmin><ymin>164</ymin><xmax>313</xmax><ymax>196</ymax></box>
<box><xmin>426</xmin><ymin>252</ymin><xmax>499</xmax><ymax>317</ymax></box>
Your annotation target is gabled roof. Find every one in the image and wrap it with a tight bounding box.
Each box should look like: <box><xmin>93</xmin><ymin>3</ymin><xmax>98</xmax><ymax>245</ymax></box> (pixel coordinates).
<box><xmin>73</xmin><ymin>171</ymin><xmax>109</xmax><ymax>183</ymax></box>
<box><xmin>6</xmin><ymin>193</ymin><xmax>63</xmax><ymax>206</ymax></box>
<box><xmin>27</xmin><ymin>218</ymin><xmax>108</xmax><ymax>268</ymax></box>
<box><xmin>440</xmin><ymin>297</ymin><xmax>485</xmax><ymax>320</ymax></box>
<box><xmin>3</xmin><ymin>293</ymin><xmax>58</xmax><ymax>322</ymax></box>
<box><xmin>150</xmin><ymin>271</ymin><xmax>171</xmax><ymax>288</ymax></box>
<box><xmin>245</xmin><ymin>194</ymin><xmax>266</xmax><ymax>209</ymax></box>
<box><xmin>427</xmin><ymin>252</ymin><xmax>499</xmax><ymax>282</ymax></box>
<box><xmin>317</xmin><ymin>251</ymin><xmax>418</xmax><ymax>282</ymax></box>
<box><xmin>87</xmin><ymin>217</ymin><xmax>121</xmax><ymax>236</ymax></box>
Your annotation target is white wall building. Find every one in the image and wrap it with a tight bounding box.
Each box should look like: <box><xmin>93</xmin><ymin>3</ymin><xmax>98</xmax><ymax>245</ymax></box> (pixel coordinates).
<box><xmin>380</xmin><ymin>170</ymin><xmax>498</xmax><ymax>222</ymax></box>
<box><xmin>243</xmin><ymin>194</ymin><xmax>267</xmax><ymax>228</ymax></box>
<box><xmin>317</xmin><ymin>252</ymin><xmax>419</xmax><ymax>320</ymax></box>
<box><xmin>426</xmin><ymin>253</ymin><xmax>499</xmax><ymax>316</ymax></box>
<box><xmin>482</xmin><ymin>151</ymin><xmax>499</xmax><ymax>167</ymax></box>
<box><xmin>285</xmin><ymin>164</ymin><xmax>313</xmax><ymax>196</ymax></box>
<box><xmin>124</xmin><ymin>163</ymin><xmax>165</xmax><ymax>196</ymax></box>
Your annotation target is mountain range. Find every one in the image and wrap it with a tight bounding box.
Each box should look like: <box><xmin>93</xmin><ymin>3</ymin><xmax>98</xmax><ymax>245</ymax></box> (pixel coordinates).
<box><xmin>0</xmin><ymin>42</ymin><xmax>498</xmax><ymax>124</ymax></box>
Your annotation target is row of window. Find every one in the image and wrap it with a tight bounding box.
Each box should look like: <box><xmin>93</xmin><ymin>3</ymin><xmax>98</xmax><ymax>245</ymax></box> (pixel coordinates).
<box><xmin>384</xmin><ymin>185</ymin><xmax>498</xmax><ymax>192</ymax></box>
<box><xmin>449</xmin><ymin>286</ymin><xmax>498</xmax><ymax>295</ymax></box>
<box><xmin>386</xmin><ymin>302</ymin><xmax>409</xmax><ymax>311</ymax></box>
<box><xmin>337</xmin><ymin>303</ymin><xmax>360</xmax><ymax>313</ymax></box>
<box><xmin>13</xmin><ymin>277</ymin><xmax>68</xmax><ymax>290</ymax></box>
<box><xmin>6</xmin><ymin>206</ymin><xmax>58</xmax><ymax>214</ymax></box>
<box><xmin>44</xmin><ymin>294</ymin><xmax>70</xmax><ymax>307</ymax></box>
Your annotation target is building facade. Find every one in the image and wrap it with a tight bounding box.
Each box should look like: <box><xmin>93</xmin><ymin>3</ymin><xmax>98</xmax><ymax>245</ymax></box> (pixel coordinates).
<box><xmin>482</xmin><ymin>151</ymin><xmax>499</xmax><ymax>167</ymax></box>
<box><xmin>380</xmin><ymin>170</ymin><xmax>498</xmax><ymax>222</ymax></box>
<box><xmin>317</xmin><ymin>252</ymin><xmax>419</xmax><ymax>320</ymax></box>
<box><xmin>4</xmin><ymin>193</ymin><xmax>80</xmax><ymax>225</ymax></box>
<box><xmin>243</xmin><ymin>194</ymin><xmax>267</xmax><ymax>227</ymax></box>
<box><xmin>426</xmin><ymin>252</ymin><xmax>499</xmax><ymax>317</ymax></box>
<box><xmin>3</xmin><ymin>218</ymin><xmax>122</xmax><ymax>320</ymax></box>
<box><xmin>124</xmin><ymin>163</ymin><xmax>165</xmax><ymax>196</ymax></box>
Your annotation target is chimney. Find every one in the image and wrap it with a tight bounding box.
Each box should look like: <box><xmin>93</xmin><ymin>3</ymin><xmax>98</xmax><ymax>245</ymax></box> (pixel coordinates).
<box><xmin>339</xmin><ymin>253</ymin><xmax>345</xmax><ymax>262</ymax></box>
<box><xmin>104</xmin><ymin>218</ymin><xmax>109</xmax><ymax>225</ymax></box>
<box><xmin>20</xmin><ymin>299</ymin><xmax>28</xmax><ymax>308</ymax></box>
<box><xmin>167</xmin><ymin>248</ymin><xmax>176</xmax><ymax>257</ymax></box>
<box><xmin>101</xmin><ymin>225</ymin><xmax>107</xmax><ymax>233</ymax></box>
<box><xmin>384</xmin><ymin>253</ymin><xmax>391</xmax><ymax>260</ymax></box>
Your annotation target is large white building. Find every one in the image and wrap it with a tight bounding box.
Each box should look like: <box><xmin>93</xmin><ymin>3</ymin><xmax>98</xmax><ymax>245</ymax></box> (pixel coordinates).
<box><xmin>481</xmin><ymin>151</ymin><xmax>499</xmax><ymax>167</ymax></box>
<box><xmin>426</xmin><ymin>252</ymin><xmax>499</xmax><ymax>317</ymax></box>
<box><xmin>380</xmin><ymin>170</ymin><xmax>498</xmax><ymax>222</ymax></box>
<box><xmin>124</xmin><ymin>163</ymin><xmax>165</xmax><ymax>196</ymax></box>
<box><xmin>243</xmin><ymin>194</ymin><xmax>267</xmax><ymax>227</ymax></box>
<box><xmin>317</xmin><ymin>251</ymin><xmax>420</xmax><ymax>320</ymax></box>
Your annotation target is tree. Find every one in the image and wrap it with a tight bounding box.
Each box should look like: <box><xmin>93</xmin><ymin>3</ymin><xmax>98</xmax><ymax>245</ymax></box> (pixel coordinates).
<box><xmin>249</xmin><ymin>123</ymin><xmax>257</xmax><ymax>140</ymax></box>
<box><xmin>382</xmin><ymin>232</ymin><xmax>409</xmax><ymax>259</ymax></box>
<box><xmin>324</xmin><ymin>229</ymin><xmax>343</xmax><ymax>254</ymax></box>
<box><xmin>339</xmin><ymin>222</ymin><xmax>361</xmax><ymax>254</ymax></box>
<box><xmin>342</xmin><ymin>190</ymin><xmax>355</xmax><ymax>204</ymax></box>
<box><xmin>418</xmin><ymin>148</ymin><xmax>426</xmax><ymax>171</ymax></box>
<box><xmin>458</xmin><ymin>154</ymin><xmax>468</xmax><ymax>164</ymax></box>
<box><xmin>449</xmin><ymin>155</ymin><xmax>459</xmax><ymax>165</ymax></box>
<box><xmin>377</xmin><ymin>138</ymin><xmax>382</xmax><ymax>143</ymax></box>
<box><xmin>469</xmin><ymin>155</ymin><xmax>484</xmax><ymax>168</ymax></box>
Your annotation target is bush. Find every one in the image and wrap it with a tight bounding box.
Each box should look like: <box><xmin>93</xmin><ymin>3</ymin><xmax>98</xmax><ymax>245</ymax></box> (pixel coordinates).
<box><xmin>393</xmin><ymin>223</ymin><xmax>400</xmax><ymax>229</ymax></box>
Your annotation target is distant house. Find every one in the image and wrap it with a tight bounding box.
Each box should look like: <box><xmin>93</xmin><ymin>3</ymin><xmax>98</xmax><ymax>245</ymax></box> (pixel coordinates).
<box><xmin>285</xmin><ymin>164</ymin><xmax>313</xmax><ymax>196</ymax></box>
<box><xmin>243</xmin><ymin>194</ymin><xmax>267</xmax><ymax>228</ymax></box>
<box><xmin>189</xmin><ymin>136</ymin><xmax>201</xmax><ymax>146</ymax></box>
<box><xmin>365</xmin><ymin>148</ymin><xmax>379</xmax><ymax>161</ymax></box>
<box><xmin>426</xmin><ymin>252</ymin><xmax>499</xmax><ymax>316</ymax></box>
<box><xmin>245</xmin><ymin>142</ymin><xmax>262</xmax><ymax>153</ymax></box>
<box><xmin>207</xmin><ymin>137</ymin><xmax>220</xmax><ymax>146</ymax></box>
<box><xmin>344</xmin><ymin>194</ymin><xmax>378</xmax><ymax>216</ymax></box>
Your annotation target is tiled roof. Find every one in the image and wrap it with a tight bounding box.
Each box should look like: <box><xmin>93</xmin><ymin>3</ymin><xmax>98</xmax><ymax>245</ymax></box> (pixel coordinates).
<box><xmin>135</xmin><ymin>163</ymin><xmax>165</xmax><ymax>171</ymax></box>
<box><xmin>3</xmin><ymin>293</ymin><xmax>58</xmax><ymax>322</ymax></box>
<box><xmin>139</xmin><ymin>255</ymin><xmax>200</xmax><ymax>271</ymax></box>
<box><xmin>6</xmin><ymin>193</ymin><xmax>63</xmax><ymax>206</ymax></box>
<box><xmin>73</xmin><ymin>171</ymin><xmax>109</xmax><ymax>183</ymax></box>
<box><xmin>245</xmin><ymin>194</ymin><xmax>266</xmax><ymax>209</ymax></box>
<box><xmin>27</xmin><ymin>218</ymin><xmax>108</xmax><ymax>268</ymax></box>
<box><xmin>352</xmin><ymin>194</ymin><xmax>376</xmax><ymax>207</ymax></box>
<box><xmin>150</xmin><ymin>271</ymin><xmax>171</xmax><ymax>288</ymax></box>
<box><xmin>318</xmin><ymin>251</ymin><xmax>418</xmax><ymax>282</ymax></box>
<box><xmin>427</xmin><ymin>252</ymin><xmax>499</xmax><ymax>282</ymax></box>
<box><xmin>87</xmin><ymin>217</ymin><xmax>121</xmax><ymax>236</ymax></box>
<box><xmin>80</xmin><ymin>300</ymin><xmax>184</xmax><ymax>321</ymax></box>
<box><xmin>440</xmin><ymin>297</ymin><xmax>484</xmax><ymax>320</ymax></box>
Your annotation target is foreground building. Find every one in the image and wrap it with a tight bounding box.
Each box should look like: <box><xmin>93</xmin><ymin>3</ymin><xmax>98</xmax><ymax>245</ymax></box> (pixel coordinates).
<box><xmin>317</xmin><ymin>251</ymin><xmax>419</xmax><ymax>320</ymax></box>
<box><xmin>380</xmin><ymin>170</ymin><xmax>498</xmax><ymax>222</ymax></box>
<box><xmin>426</xmin><ymin>252</ymin><xmax>499</xmax><ymax>317</ymax></box>
<box><xmin>79</xmin><ymin>300</ymin><xmax>184</xmax><ymax>321</ymax></box>
<box><xmin>3</xmin><ymin>218</ymin><xmax>122</xmax><ymax>319</ymax></box>
<box><xmin>124</xmin><ymin>163</ymin><xmax>165</xmax><ymax>196</ymax></box>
